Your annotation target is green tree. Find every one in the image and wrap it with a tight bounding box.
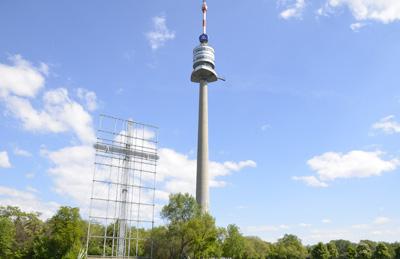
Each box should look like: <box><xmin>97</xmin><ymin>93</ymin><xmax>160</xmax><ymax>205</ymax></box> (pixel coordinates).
<box><xmin>161</xmin><ymin>193</ymin><xmax>200</xmax><ymax>223</ymax></box>
<box><xmin>34</xmin><ymin>207</ymin><xmax>84</xmax><ymax>259</ymax></box>
<box><xmin>356</xmin><ymin>243</ymin><xmax>372</xmax><ymax>259</ymax></box>
<box><xmin>346</xmin><ymin>245</ymin><xmax>357</xmax><ymax>259</ymax></box>
<box><xmin>0</xmin><ymin>206</ymin><xmax>44</xmax><ymax>259</ymax></box>
<box><xmin>222</xmin><ymin>224</ymin><xmax>245</xmax><ymax>259</ymax></box>
<box><xmin>160</xmin><ymin>193</ymin><xmax>199</xmax><ymax>258</ymax></box>
<box><xmin>272</xmin><ymin>234</ymin><xmax>308</xmax><ymax>259</ymax></box>
<box><xmin>243</xmin><ymin>236</ymin><xmax>272</xmax><ymax>259</ymax></box>
<box><xmin>159</xmin><ymin>193</ymin><xmax>220</xmax><ymax>258</ymax></box>
<box><xmin>395</xmin><ymin>246</ymin><xmax>400</xmax><ymax>259</ymax></box>
<box><xmin>327</xmin><ymin>242</ymin><xmax>339</xmax><ymax>259</ymax></box>
<box><xmin>330</xmin><ymin>239</ymin><xmax>353</xmax><ymax>258</ymax></box>
<box><xmin>373</xmin><ymin>243</ymin><xmax>391</xmax><ymax>259</ymax></box>
<box><xmin>0</xmin><ymin>216</ymin><xmax>15</xmax><ymax>258</ymax></box>
<box><xmin>361</xmin><ymin>240</ymin><xmax>377</xmax><ymax>252</ymax></box>
<box><xmin>311</xmin><ymin>242</ymin><xmax>330</xmax><ymax>259</ymax></box>
<box><xmin>146</xmin><ymin>226</ymin><xmax>171</xmax><ymax>259</ymax></box>
<box><xmin>85</xmin><ymin>223</ymin><xmax>104</xmax><ymax>256</ymax></box>
<box><xmin>189</xmin><ymin>213</ymin><xmax>220</xmax><ymax>258</ymax></box>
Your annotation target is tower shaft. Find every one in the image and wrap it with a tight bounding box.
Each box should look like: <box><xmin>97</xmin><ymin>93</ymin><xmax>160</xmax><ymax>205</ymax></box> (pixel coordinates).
<box><xmin>196</xmin><ymin>80</ymin><xmax>209</xmax><ymax>212</ymax></box>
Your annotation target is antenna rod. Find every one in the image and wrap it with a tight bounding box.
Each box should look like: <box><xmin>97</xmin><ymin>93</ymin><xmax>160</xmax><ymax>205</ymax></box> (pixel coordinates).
<box><xmin>202</xmin><ymin>0</ymin><xmax>207</xmax><ymax>34</ymax></box>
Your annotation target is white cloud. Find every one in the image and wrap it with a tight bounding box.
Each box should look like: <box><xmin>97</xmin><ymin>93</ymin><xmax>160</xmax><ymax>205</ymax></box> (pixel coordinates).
<box><xmin>292</xmin><ymin>176</ymin><xmax>328</xmax><ymax>188</ymax></box>
<box><xmin>350</xmin><ymin>22</ymin><xmax>366</xmax><ymax>31</ymax></box>
<box><xmin>0</xmin><ymin>55</ymin><xmax>46</xmax><ymax>98</ymax></box>
<box><xmin>322</xmin><ymin>218</ymin><xmax>332</xmax><ymax>224</ymax></box>
<box><xmin>280</xmin><ymin>0</ymin><xmax>306</xmax><ymax>19</ymax></box>
<box><xmin>5</xmin><ymin>88</ymin><xmax>95</xmax><ymax>144</ymax></box>
<box><xmin>45</xmin><ymin>145</ymin><xmax>94</xmax><ymax>208</ymax></box>
<box><xmin>13</xmin><ymin>147</ymin><xmax>32</xmax><ymax>157</ymax></box>
<box><xmin>293</xmin><ymin>150</ymin><xmax>398</xmax><ymax>188</ymax></box>
<box><xmin>244</xmin><ymin>225</ymin><xmax>280</xmax><ymax>233</ymax></box>
<box><xmin>157</xmin><ymin>148</ymin><xmax>256</xmax><ymax>198</ymax></box>
<box><xmin>316</xmin><ymin>7</ymin><xmax>327</xmax><ymax>16</ymax></box>
<box><xmin>236</xmin><ymin>205</ymin><xmax>248</xmax><ymax>210</ymax></box>
<box><xmin>146</xmin><ymin>16</ymin><xmax>176</xmax><ymax>50</ymax></box>
<box><xmin>0</xmin><ymin>186</ymin><xmax>59</xmax><ymax>219</ymax></box>
<box><xmin>77</xmin><ymin>88</ymin><xmax>98</xmax><ymax>111</ymax></box>
<box><xmin>351</xmin><ymin>224</ymin><xmax>369</xmax><ymax>229</ymax></box>
<box><xmin>373</xmin><ymin>115</ymin><xmax>400</xmax><ymax>134</ymax></box>
<box><xmin>308</xmin><ymin>150</ymin><xmax>398</xmax><ymax>181</ymax></box>
<box><xmin>0</xmin><ymin>151</ymin><xmax>11</xmax><ymax>168</ymax></box>
<box><xmin>0</xmin><ymin>55</ymin><xmax>95</xmax><ymax>145</ymax></box>
<box><xmin>261</xmin><ymin>124</ymin><xmax>271</xmax><ymax>131</ymax></box>
<box><xmin>308</xmin><ymin>228</ymin><xmax>349</xmax><ymax>241</ymax></box>
<box><xmin>243</xmin><ymin>224</ymin><xmax>292</xmax><ymax>235</ymax></box>
<box><xmin>279</xmin><ymin>224</ymin><xmax>290</xmax><ymax>229</ymax></box>
<box><xmin>373</xmin><ymin>216</ymin><xmax>390</xmax><ymax>225</ymax></box>
<box><xmin>26</xmin><ymin>186</ymin><xmax>39</xmax><ymax>193</ymax></box>
<box><xmin>326</xmin><ymin>0</ymin><xmax>400</xmax><ymax>24</ymax></box>
<box><xmin>299</xmin><ymin>223</ymin><xmax>312</xmax><ymax>228</ymax></box>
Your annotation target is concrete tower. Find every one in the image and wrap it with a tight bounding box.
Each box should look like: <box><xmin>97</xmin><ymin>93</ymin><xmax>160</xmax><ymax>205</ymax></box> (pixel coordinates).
<box><xmin>191</xmin><ymin>0</ymin><xmax>219</xmax><ymax>213</ymax></box>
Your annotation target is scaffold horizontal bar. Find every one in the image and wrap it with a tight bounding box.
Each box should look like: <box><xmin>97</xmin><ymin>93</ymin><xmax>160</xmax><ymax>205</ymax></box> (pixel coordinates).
<box><xmin>97</xmin><ymin>129</ymin><xmax>158</xmax><ymax>144</ymax></box>
<box><xmin>100</xmin><ymin>113</ymin><xmax>158</xmax><ymax>129</ymax></box>
<box><xmin>94</xmin><ymin>162</ymin><xmax>156</xmax><ymax>175</ymax></box>
<box><xmin>90</xmin><ymin>235</ymin><xmax>147</xmax><ymax>241</ymax></box>
<box><xmin>89</xmin><ymin>215</ymin><xmax>153</xmax><ymax>224</ymax></box>
<box><xmin>96</xmin><ymin>137</ymin><xmax>157</xmax><ymax>152</ymax></box>
<box><xmin>95</xmin><ymin>153</ymin><xmax>157</xmax><ymax>167</ymax></box>
<box><xmin>94</xmin><ymin>143</ymin><xmax>159</xmax><ymax>161</ymax></box>
<box><xmin>90</xmin><ymin>197</ymin><xmax>154</xmax><ymax>207</ymax></box>
<box><xmin>93</xmin><ymin>179</ymin><xmax>155</xmax><ymax>190</ymax></box>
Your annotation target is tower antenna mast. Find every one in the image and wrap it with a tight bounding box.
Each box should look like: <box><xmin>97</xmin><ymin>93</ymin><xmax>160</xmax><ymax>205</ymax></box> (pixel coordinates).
<box><xmin>202</xmin><ymin>0</ymin><xmax>207</xmax><ymax>35</ymax></box>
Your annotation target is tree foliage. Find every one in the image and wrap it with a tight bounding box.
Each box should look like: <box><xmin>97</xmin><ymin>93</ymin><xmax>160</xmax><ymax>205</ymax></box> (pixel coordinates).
<box><xmin>373</xmin><ymin>243</ymin><xmax>391</xmax><ymax>259</ymax></box>
<box><xmin>33</xmin><ymin>206</ymin><xmax>84</xmax><ymax>259</ymax></box>
<box><xmin>0</xmin><ymin>216</ymin><xmax>15</xmax><ymax>258</ymax></box>
<box><xmin>222</xmin><ymin>224</ymin><xmax>245</xmax><ymax>258</ymax></box>
<box><xmin>156</xmin><ymin>193</ymin><xmax>220</xmax><ymax>258</ymax></box>
<box><xmin>161</xmin><ymin>193</ymin><xmax>200</xmax><ymax>223</ymax></box>
<box><xmin>357</xmin><ymin>242</ymin><xmax>372</xmax><ymax>259</ymax></box>
<box><xmin>395</xmin><ymin>245</ymin><xmax>400</xmax><ymax>259</ymax></box>
<box><xmin>327</xmin><ymin>242</ymin><xmax>339</xmax><ymax>259</ymax></box>
<box><xmin>347</xmin><ymin>245</ymin><xmax>357</xmax><ymax>259</ymax></box>
<box><xmin>271</xmin><ymin>234</ymin><xmax>308</xmax><ymax>259</ymax></box>
<box><xmin>311</xmin><ymin>242</ymin><xmax>330</xmax><ymax>259</ymax></box>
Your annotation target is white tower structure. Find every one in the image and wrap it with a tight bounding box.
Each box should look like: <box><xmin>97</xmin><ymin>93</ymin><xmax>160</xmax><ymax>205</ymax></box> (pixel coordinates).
<box><xmin>86</xmin><ymin>115</ymin><xmax>158</xmax><ymax>259</ymax></box>
<box><xmin>191</xmin><ymin>0</ymin><xmax>220</xmax><ymax>213</ymax></box>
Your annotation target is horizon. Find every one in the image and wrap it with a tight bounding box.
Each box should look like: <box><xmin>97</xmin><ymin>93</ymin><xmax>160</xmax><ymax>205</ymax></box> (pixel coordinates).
<box><xmin>0</xmin><ymin>0</ymin><xmax>400</xmax><ymax>245</ymax></box>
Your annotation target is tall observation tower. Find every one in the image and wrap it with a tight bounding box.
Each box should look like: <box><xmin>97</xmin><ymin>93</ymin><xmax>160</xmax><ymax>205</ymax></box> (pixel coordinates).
<box><xmin>191</xmin><ymin>0</ymin><xmax>220</xmax><ymax>213</ymax></box>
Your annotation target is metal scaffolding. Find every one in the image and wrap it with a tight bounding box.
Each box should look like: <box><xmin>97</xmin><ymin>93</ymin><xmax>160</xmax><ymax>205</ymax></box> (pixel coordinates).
<box><xmin>86</xmin><ymin>114</ymin><xmax>158</xmax><ymax>259</ymax></box>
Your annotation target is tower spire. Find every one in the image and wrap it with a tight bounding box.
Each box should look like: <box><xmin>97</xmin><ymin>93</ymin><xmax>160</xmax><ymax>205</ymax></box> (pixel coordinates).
<box><xmin>202</xmin><ymin>0</ymin><xmax>207</xmax><ymax>35</ymax></box>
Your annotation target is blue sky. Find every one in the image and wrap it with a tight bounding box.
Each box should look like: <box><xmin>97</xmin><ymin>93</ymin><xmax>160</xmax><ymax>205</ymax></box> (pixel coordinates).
<box><xmin>1</xmin><ymin>0</ymin><xmax>400</xmax><ymax>244</ymax></box>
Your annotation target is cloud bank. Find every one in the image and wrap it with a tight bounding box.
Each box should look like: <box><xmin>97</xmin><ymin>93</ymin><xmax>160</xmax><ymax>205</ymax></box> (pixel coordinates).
<box><xmin>293</xmin><ymin>150</ymin><xmax>398</xmax><ymax>187</ymax></box>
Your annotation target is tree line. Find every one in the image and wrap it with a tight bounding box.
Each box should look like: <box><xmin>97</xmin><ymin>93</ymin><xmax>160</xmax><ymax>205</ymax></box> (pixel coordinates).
<box><xmin>0</xmin><ymin>193</ymin><xmax>399</xmax><ymax>258</ymax></box>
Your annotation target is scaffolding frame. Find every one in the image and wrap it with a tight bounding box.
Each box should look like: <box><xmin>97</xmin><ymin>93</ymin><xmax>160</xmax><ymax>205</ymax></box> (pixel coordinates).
<box><xmin>86</xmin><ymin>114</ymin><xmax>158</xmax><ymax>259</ymax></box>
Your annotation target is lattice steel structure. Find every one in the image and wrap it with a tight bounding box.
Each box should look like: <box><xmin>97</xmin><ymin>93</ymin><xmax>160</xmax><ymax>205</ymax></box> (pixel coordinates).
<box><xmin>86</xmin><ymin>114</ymin><xmax>158</xmax><ymax>259</ymax></box>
